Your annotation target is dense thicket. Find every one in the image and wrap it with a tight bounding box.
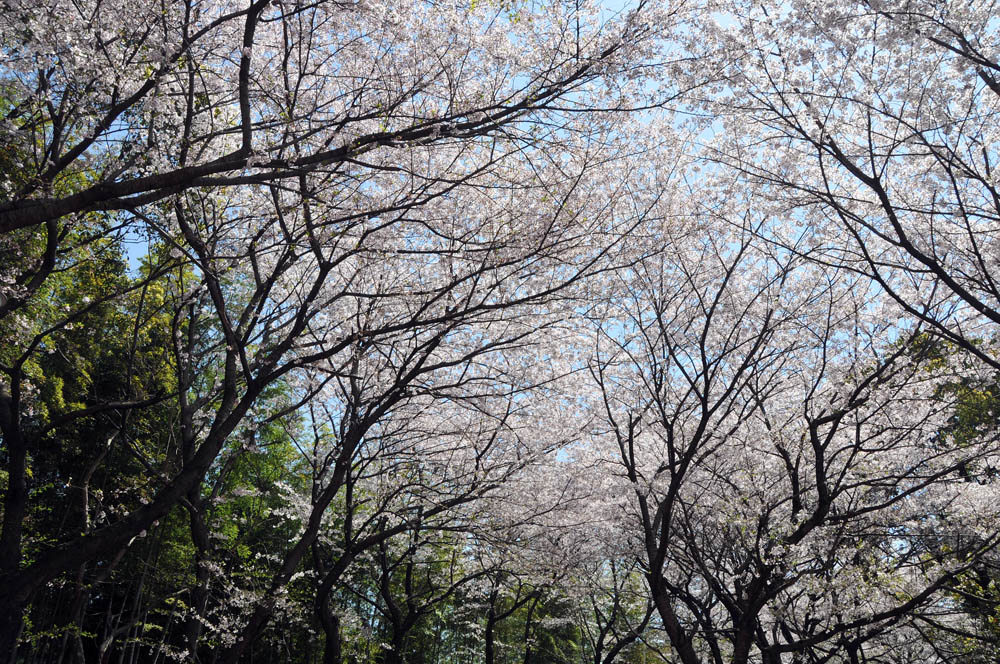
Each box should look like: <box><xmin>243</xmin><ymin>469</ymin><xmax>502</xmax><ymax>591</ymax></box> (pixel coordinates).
<box><xmin>1</xmin><ymin>1</ymin><xmax>999</xmax><ymax>663</ymax></box>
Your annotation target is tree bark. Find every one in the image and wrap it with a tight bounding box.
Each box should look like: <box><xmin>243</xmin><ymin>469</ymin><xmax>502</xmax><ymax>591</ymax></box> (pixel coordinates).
<box><xmin>0</xmin><ymin>387</ymin><xmax>27</xmax><ymax>660</ymax></box>
<box><xmin>183</xmin><ymin>497</ymin><xmax>212</xmax><ymax>664</ymax></box>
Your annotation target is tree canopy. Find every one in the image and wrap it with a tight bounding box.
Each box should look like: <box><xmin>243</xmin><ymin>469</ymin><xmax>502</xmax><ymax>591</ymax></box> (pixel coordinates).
<box><xmin>1</xmin><ymin>1</ymin><xmax>999</xmax><ymax>663</ymax></box>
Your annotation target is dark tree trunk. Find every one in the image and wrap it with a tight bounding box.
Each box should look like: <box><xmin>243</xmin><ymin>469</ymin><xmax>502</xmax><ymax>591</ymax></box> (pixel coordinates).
<box><xmin>484</xmin><ymin>604</ymin><xmax>497</xmax><ymax>664</ymax></box>
<box><xmin>318</xmin><ymin>603</ymin><xmax>341</xmax><ymax>664</ymax></box>
<box><xmin>0</xmin><ymin>389</ymin><xmax>27</xmax><ymax>662</ymax></box>
<box><xmin>183</xmin><ymin>498</ymin><xmax>212</xmax><ymax>664</ymax></box>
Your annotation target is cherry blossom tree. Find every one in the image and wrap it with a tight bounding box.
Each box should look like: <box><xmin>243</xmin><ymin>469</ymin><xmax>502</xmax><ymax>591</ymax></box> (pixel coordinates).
<box><xmin>687</xmin><ymin>0</ymin><xmax>1000</xmax><ymax>368</ymax></box>
<box><xmin>656</xmin><ymin>7</ymin><xmax>1000</xmax><ymax>657</ymax></box>
<box><xmin>584</xmin><ymin>195</ymin><xmax>1000</xmax><ymax>663</ymax></box>
<box><xmin>0</xmin><ymin>0</ymin><xmax>682</xmax><ymax>657</ymax></box>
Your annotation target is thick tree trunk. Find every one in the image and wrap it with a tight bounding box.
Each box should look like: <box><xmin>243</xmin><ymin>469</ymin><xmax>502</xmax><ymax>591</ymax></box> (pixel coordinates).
<box><xmin>183</xmin><ymin>499</ymin><xmax>212</xmax><ymax>664</ymax></box>
<box><xmin>647</xmin><ymin>578</ymin><xmax>704</xmax><ymax>664</ymax></box>
<box><xmin>383</xmin><ymin>633</ymin><xmax>406</xmax><ymax>664</ymax></box>
<box><xmin>312</xmin><ymin>539</ymin><xmax>342</xmax><ymax>664</ymax></box>
<box><xmin>0</xmin><ymin>389</ymin><xmax>27</xmax><ymax>661</ymax></box>
<box><xmin>318</xmin><ymin>602</ymin><xmax>341</xmax><ymax>664</ymax></box>
<box><xmin>731</xmin><ymin>625</ymin><xmax>755</xmax><ymax>664</ymax></box>
<box><xmin>484</xmin><ymin>605</ymin><xmax>497</xmax><ymax>664</ymax></box>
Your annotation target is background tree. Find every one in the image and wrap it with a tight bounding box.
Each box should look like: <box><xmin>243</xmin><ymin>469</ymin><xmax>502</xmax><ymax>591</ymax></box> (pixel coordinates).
<box><xmin>584</xmin><ymin>202</ymin><xmax>1000</xmax><ymax>663</ymax></box>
